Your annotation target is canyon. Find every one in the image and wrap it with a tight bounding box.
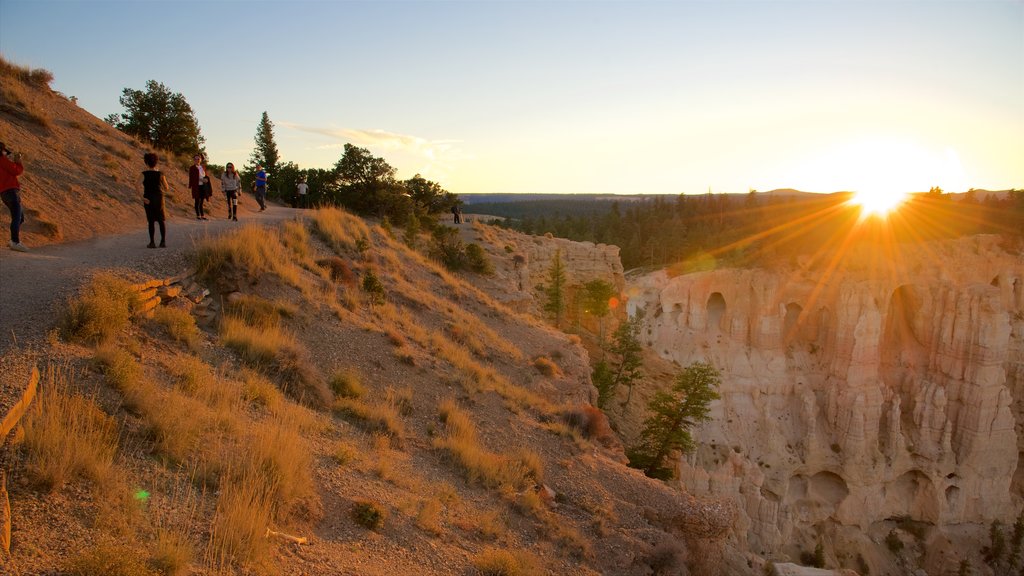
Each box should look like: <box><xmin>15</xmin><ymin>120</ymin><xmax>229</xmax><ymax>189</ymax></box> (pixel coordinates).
<box><xmin>627</xmin><ymin>234</ymin><xmax>1024</xmax><ymax>572</ymax></box>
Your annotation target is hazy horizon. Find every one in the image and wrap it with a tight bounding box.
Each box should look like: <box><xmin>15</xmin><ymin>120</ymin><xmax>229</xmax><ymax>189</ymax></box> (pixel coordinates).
<box><xmin>1</xmin><ymin>0</ymin><xmax>1021</xmax><ymax>196</ymax></box>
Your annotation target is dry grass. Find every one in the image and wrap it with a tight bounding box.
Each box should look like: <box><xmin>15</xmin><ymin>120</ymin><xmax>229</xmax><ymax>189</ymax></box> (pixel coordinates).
<box><xmin>533</xmin><ymin>355</ymin><xmax>563</xmax><ymax>378</ymax></box>
<box><xmin>333</xmin><ymin>440</ymin><xmax>359</xmax><ymax>465</ymax></box>
<box><xmin>240</xmin><ymin>417</ymin><xmax>322</xmax><ymax>521</ymax></box>
<box><xmin>334</xmin><ymin>398</ymin><xmax>406</xmax><ymax>443</ymax></box>
<box><xmin>240</xmin><ymin>369</ymin><xmax>284</xmax><ymax>411</ymax></box>
<box><xmin>473</xmin><ymin>547</ymin><xmax>542</xmax><ymax>576</ymax></box>
<box><xmin>192</xmin><ymin>225</ymin><xmax>306</xmax><ymax>290</ymax></box>
<box><xmin>22</xmin><ymin>367</ymin><xmax>117</xmax><ymax>491</ymax></box>
<box><xmin>435</xmin><ymin>400</ymin><xmax>542</xmax><ymax>490</ymax></box>
<box><xmin>311</xmin><ymin>207</ymin><xmax>372</xmax><ymax>254</ymax></box>
<box><xmin>65</xmin><ymin>542</ymin><xmax>156</xmax><ymax>576</ymax></box>
<box><xmin>0</xmin><ymin>73</ymin><xmax>52</xmax><ymax>127</ymax></box>
<box><xmin>145</xmin><ymin>389</ymin><xmax>214</xmax><ymax>465</ymax></box>
<box><xmin>60</xmin><ymin>272</ymin><xmax>139</xmax><ymax>345</ymax></box>
<box><xmin>153</xmin><ymin>529</ymin><xmax>194</xmax><ymax>576</ymax></box>
<box><xmin>171</xmin><ymin>355</ymin><xmax>241</xmax><ymax>410</ymax></box>
<box><xmin>206</xmin><ymin>469</ymin><xmax>274</xmax><ymax>571</ymax></box>
<box><xmin>329</xmin><ymin>368</ymin><xmax>366</xmax><ymax>399</ymax></box>
<box><xmin>220</xmin><ymin>316</ymin><xmax>328</xmax><ymax>407</ymax></box>
<box><xmin>151</xmin><ymin>306</ymin><xmax>199</xmax><ymax>349</ymax></box>
<box><xmin>224</xmin><ymin>294</ymin><xmax>295</xmax><ymax>328</ymax></box>
<box><xmin>415</xmin><ymin>498</ymin><xmax>444</xmax><ymax>534</ymax></box>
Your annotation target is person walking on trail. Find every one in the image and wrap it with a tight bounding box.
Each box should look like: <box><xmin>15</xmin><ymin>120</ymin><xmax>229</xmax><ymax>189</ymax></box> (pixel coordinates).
<box><xmin>221</xmin><ymin>162</ymin><xmax>241</xmax><ymax>221</ymax></box>
<box><xmin>451</xmin><ymin>204</ymin><xmax>461</xmax><ymax>224</ymax></box>
<box><xmin>296</xmin><ymin>176</ymin><xmax>309</xmax><ymax>209</ymax></box>
<box><xmin>253</xmin><ymin>164</ymin><xmax>268</xmax><ymax>211</ymax></box>
<box><xmin>142</xmin><ymin>152</ymin><xmax>169</xmax><ymax>248</ymax></box>
<box><xmin>188</xmin><ymin>154</ymin><xmax>209</xmax><ymax>220</ymax></box>
<box><xmin>0</xmin><ymin>142</ymin><xmax>27</xmax><ymax>252</ymax></box>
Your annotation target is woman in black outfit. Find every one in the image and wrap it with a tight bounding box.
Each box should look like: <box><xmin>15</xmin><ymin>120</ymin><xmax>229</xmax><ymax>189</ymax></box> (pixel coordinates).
<box><xmin>142</xmin><ymin>152</ymin><xmax>168</xmax><ymax>248</ymax></box>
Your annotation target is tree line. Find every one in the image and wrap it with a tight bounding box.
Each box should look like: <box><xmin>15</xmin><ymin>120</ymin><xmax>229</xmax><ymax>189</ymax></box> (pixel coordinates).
<box><xmin>482</xmin><ymin>189</ymin><xmax>1024</xmax><ymax>271</ymax></box>
<box><xmin>105</xmin><ymin>80</ymin><xmax>460</xmax><ymax>225</ymax></box>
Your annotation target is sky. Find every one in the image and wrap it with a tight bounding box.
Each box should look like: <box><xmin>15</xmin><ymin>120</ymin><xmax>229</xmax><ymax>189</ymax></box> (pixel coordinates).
<box><xmin>1</xmin><ymin>0</ymin><xmax>1021</xmax><ymax>196</ymax></box>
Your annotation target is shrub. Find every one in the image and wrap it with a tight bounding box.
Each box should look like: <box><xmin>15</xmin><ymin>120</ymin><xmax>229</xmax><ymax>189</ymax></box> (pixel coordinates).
<box><xmin>329</xmin><ymin>369</ymin><xmax>366</xmax><ymax>399</ymax></box>
<box><xmin>333</xmin><ymin>440</ymin><xmax>358</xmax><ymax>465</ymax></box>
<box><xmin>352</xmin><ymin>500</ymin><xmax>388</xmax><ymax>531</ymax></box>
<box><xmin>317</xmin><ymin>256</ymin><xmax>356</xmax><ymax>284</ymax></box>
<box><xmin>60</xmin><ymin>273</ymin><xmax>139</xmax><ymax>344</ymax></box>
<box><xmin>0</xmin><ymin>56</ymin><xmax>55</xmax><ymax>87</ymax></box>
<box><xmin>361</xmin><ymin>268</ymin><xmax>386</xmax><ymax>306</ymax></box>
<box><xmin>465</xmin><ymin>243</ymin><xmax>494</xmax><ymax>275</ymax></box>
<box><xmin>562</xmin><ymin>405</ymin><xmax>617</xmax><ymax>448</ymax></box>
<box><xmin>22</xmin><ymin>367</ymin><xmax>117</xmax><ymax>491</ymax></box>
<box><xmin>473</xmin><ymin>547</ymin><xmax>541</xmax><ymax>576</ymax></box>
<box><xmin>151</xmin><ymin>306</ymin><xmax>199</xmax><ymax>349</ymax></box>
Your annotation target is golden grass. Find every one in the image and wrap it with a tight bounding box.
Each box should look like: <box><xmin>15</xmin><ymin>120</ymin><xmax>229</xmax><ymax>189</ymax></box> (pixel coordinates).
<box><xmin>153</xmin><ymin>529</ymin><xmax>194</xmax><ymax>576</ymax></box>
<box><xmin>333</xmin><ymin>439</ymin><xmax>359</xmax><ymax>465</ymax></box>
<box><xmin>533</xmin><ymin>355</ymin><xmax>563</xmax><ymax>378</ymax></box>
<box><xmin>0</xmin><ymin>74</ymin><xmax>52</xmax><ymax>127</ymax></box>
<box><xmin>224</xmin><ymin>294</ymin><xmax>295</xmax><ymax>328</ymax></box>
<box><xmin>171</xmin><ymin>355</ymin><xmax>241</xmax><ymax>410</ymax></box>
<box><xmin>65</xmin><ymin>542</ymin><xmax>157</xmax><ymax>576</ymax></box>
<box><xmin>240</xmin><ymin>369</ymin><xmax>283</xmax><ymax>411</ymax></box>
<box><xmin>22</xmin><ymin>367</ymin><xmax>117</xmax><ymax>491</ymax></box>
<box><xmin>206</xmin><ymin>469</ymin><xmax>274</xmax><ymax>571</ymax></box>
<box><xmin>192</xmin><ymin>225</ymin><xmax>305</xmax><ymax>289</ymax></box>
<box><xmin>311</xmin><ymin>206</ymin><xmax>372</xmax><ymax>254</ymax></box>
<box><xmin>241</xmin><ymin>417</ymin><xmax>322</xmax><ymax>521</ymax></box>
<box><xmin>415</xmin><ymin>498</ymin><xmax>443</xmax><ymax>535</ymax></box>
<box><xmin>385</xmin><ymin>385</ymin><xmax>414</xmax><ymax>416</ymax></box>
<box><xmin>329</xmin><ymin>368</ymin><xmax>366</xmax><ymax>399</ymax></box>
<box><xmin>473</xmin><ymin>547</ymin><xmax>542</xmax><ymax>576</ymax></box>
<box><xmin>60</xmin><ymin>272</ymin><xmax>139</xmax><ymax>345</ymax></box>
<box><xmin>435</xmin><ymin>400</ymin><xmax>542</xmax><ymax>490</ymax></box>
<box><xmin>145</xmin><ymin>389</ymin><xmax>214</xmax><ymax>465</ymax></box>
<box><xmin>334</xmin><ymin>398</ymin><xmax>406</xmax><ymax>443</ymax></box>
<box><xmin>220</xmin><ymin>316</ymin><xmax>328</xmax><ymax>407</ymax></box>
<box><xmin>151</xmin><ymin>305</ymin><xmax>199</xmax><ymax>349</ymax></box>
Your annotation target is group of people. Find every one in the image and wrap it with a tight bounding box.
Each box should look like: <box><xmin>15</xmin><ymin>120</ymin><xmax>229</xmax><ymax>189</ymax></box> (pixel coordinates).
<box><xmin>0</xmin><ymin>145</ymin><xmax>309</xmax><ymax>253</ymax></box>
<box><xmin>141</xmin><ymin>153</ymin><xmax>271</xmax><ymax>249</ymax></box>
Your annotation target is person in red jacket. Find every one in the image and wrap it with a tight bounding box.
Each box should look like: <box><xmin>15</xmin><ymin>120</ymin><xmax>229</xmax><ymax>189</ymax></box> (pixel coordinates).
<box><xmin>188</xmin><ymin>153</ymin><xmax>208</xmax><ymax>220</ymax></box>
<box><xmin>0</xmin><ymin>141</ymin><xmax>27</xmax><ymax>252</ymax></box>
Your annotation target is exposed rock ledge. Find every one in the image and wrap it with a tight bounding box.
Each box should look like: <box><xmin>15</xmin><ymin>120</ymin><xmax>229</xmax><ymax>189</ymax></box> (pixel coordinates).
<box><xmin>627</xmin><ymin>234</ymin><xmax>1024</xmax><ymax>568</ymax></box>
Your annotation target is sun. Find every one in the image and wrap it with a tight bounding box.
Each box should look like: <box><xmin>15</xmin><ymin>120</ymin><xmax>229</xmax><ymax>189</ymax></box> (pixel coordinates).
<box><xmin>848</xmin><ymin>188</ymin><xmax>908</xmax><ymax>218</ymax></box>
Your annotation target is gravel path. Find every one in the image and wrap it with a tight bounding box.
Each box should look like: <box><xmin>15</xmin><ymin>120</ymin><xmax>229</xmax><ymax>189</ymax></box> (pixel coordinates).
<box><xmin>0</xmin><ymin>204</ymin><xmax>301</xmax><ymax>355</ymax></box>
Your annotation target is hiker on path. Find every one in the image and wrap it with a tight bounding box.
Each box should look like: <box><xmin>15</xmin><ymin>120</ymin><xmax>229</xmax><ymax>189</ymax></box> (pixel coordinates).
<box><xmin>221</xmin><ymin>162</ymin><xmax>241</xmax><ymax>221</ymax></box>
<box><xmin>0</xmin><ymin>141</ymin><xmax>27</xmax><ymax>252</ymax></box>
<box><xmin>141</xmin><ymin>152</ymin><xmax>169</xmax><ymax>248</ymax></box>
<box><xmin>451</xmin><ymin>204</ymin><xmax>461</xmax><ymax>224</ymax></box>
<box><xmin>253</xmin><ymin>164</ymin><xmax>268</xmax><ymax>211</ymax></box>
<box><xmin>296</xmin><ymin>176</ymin><xmax>309</xmax><ymax>209</ymax></box>
<box><xmin>188</xmin><ymin>154</ymin><xmax>209</xmax><ymax>220</ymax></box>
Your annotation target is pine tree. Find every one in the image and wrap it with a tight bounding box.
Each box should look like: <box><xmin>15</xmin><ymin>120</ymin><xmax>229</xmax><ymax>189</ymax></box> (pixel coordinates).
<box><xmin>543</xmin><ymin>250</ymin><xmax>566</xmax><ymax>328</ymax></box>
<box><xmin>627</xmin><ymin>361</ymin><xmax>720</xmax><ymax>479</ymax></box>
<box><xmin>107</xmin><ymin>80</ymin><xmax>204</xmax><ymax>156</ymax></box>
<box><xmin>247</xmin><ymin>111</ymin><xmax>280</xmax><ymax>191</ymax></box>
<box><xmin>582</xmin><ymin>279</ymin><xmax>616</xmax><ymax>349</ymax></box>
<box><xmin>612</xmin><ymin>311</ymin><xmax>645</xmax><ymax>405</ymax></box>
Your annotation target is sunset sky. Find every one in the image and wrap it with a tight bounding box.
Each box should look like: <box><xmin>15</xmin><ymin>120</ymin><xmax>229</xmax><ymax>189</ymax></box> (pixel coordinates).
<box><xmin>1</xmin><ymin>0</ymin><xmax>1021</xmax><ymax>195</ymax></box>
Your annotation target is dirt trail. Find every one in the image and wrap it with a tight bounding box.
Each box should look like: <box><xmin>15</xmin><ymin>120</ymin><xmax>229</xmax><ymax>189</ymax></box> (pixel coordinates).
<box><xmin>0</xmin><ymin>204</ymin><xmax>301</xmax><ymax>355</ymax></box>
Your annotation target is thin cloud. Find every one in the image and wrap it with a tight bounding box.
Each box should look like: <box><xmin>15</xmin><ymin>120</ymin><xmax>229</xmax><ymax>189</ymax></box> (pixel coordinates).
<box><xmin>280</xmin><ymin>122</ymin><xmax>473</xmax><ymax>184</ymax></box>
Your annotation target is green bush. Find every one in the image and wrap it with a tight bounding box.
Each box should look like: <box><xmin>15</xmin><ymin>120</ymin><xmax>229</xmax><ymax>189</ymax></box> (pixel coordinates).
<box><xmin>352</xmin><ymin>500</ymin><xmax>388</xmax><ymax>531</ymax></box>
<box><xmin>465</xmin><ymin>243</ymin><xmax>494</xmax><ymax>275</ymax></box>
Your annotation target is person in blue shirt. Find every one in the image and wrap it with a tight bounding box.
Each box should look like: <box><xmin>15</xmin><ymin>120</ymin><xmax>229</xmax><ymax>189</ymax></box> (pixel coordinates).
<box><xmin>253</xmin><ymin>165</ymin><xmax>268</xmax><ymax>211</ymax></box>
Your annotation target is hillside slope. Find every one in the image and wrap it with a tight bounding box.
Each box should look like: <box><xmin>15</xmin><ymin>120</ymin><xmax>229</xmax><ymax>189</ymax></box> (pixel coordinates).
<box><xmin>0</xmin><ymin>209</ymin><xmax>737</xmax><ymax>575</ymax></box>
<box><xmin>0</xmin><ymin>58</ymin><xmax>200</xmax><ymax>247</ymax></box>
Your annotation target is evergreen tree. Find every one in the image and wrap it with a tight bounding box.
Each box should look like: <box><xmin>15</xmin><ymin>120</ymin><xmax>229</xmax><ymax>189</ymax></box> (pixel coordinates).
<box><xmin>543</xmin><ymin>250</ymin><xmax>567</xmax><ymax>328</ymax></box>
<box><xmin>582</xmin><ymin>279</ymin><xmax>616</xmax><ymax>349</ymax></box>
<box><xmin>627</xmin><ymin>361</ymin><xmax>720</xmax><ymax>479</ymax></box>
<box><xmin>611</xmin><ymin>311</ymin><xmax>645</xmax><ymax>406</ymax></box>
<box><xmin>106</xmin><ymin>80</ymin><xmax>204</xmax><ymax>156</ymax></box>
<box><xmin>247</xmin><ymin>111</ymin><xmax>280</xmax><ymax>192</ymax></box>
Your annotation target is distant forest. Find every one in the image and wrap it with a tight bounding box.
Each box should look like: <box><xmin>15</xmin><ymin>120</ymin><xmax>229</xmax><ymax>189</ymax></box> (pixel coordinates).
<box><xmin>474</xmin><ymin>190</ymin><xmax>1024</xmax><ymax>271</ymax></box>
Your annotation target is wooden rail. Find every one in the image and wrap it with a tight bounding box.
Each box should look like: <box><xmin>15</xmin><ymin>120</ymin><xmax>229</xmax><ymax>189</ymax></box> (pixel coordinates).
<box><xmin>1</xmin><ymin>366</ymin><xmax>39</xmax><ymax>555</ymax></box>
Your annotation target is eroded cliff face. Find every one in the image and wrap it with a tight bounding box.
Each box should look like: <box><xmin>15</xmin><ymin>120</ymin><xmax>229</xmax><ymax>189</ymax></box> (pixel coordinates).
<box><xmin>628</xmin><ymin>235</ymin><xmax>1024</xmax><ymax>567</ymax></box>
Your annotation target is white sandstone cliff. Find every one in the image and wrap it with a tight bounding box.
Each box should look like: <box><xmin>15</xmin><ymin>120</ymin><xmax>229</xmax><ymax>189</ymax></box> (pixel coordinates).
<box><xmin>628</xmin><ymin>234</ymin><xmax>1024</xmax><ymax>571</ymax></box>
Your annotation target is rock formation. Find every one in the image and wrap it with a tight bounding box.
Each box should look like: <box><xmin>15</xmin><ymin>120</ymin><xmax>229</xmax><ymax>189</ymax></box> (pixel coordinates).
<box><xmin>628</xmin><ymin>234</ymin><xmax>1024</xmax><ymax>569</ymax></box>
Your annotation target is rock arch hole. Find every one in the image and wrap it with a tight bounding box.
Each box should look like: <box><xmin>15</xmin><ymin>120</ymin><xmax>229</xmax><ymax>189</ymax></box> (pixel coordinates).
<box><xmin>991</xmin><ymin>275</ymin><xmax>1000</xmax><ymax>287</ymax></box>
<box><xmin>881</xmin><ymin>285</ymin><xmax>928</xmax><ymax>397</ymax></box>
<box><xmin>706</xmin><ymin>292</ymin><xmax>726</xmax><ymax>332</ymax></box>
<box><xmin>884</xmin><ymin>470</ymin><xmax>939</xmax><ymax>524</ymax></box>
<box><xmin>809</xmin><ymin>471</ymin><xmax>849</xmax><ymax>508</ymax></box>
<box><xmin>945</xmin><ymin>485</ymin><xmax>960</xmax><ymax>510</ymax></box>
